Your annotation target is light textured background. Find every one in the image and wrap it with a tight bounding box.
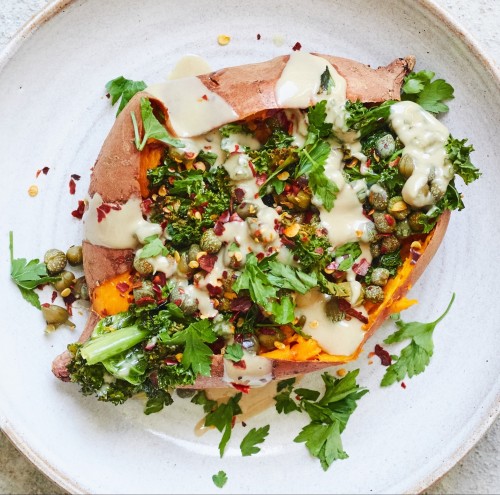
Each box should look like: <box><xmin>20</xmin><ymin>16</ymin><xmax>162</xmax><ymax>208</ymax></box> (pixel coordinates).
<box><xmin>0</xmin><ymin>0</ymin><xmax>498</xmax><ymax>493</ymax></box>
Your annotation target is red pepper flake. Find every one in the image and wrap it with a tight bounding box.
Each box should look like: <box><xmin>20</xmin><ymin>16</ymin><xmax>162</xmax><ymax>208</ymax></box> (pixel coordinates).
<box><xmin>232</xmin><ymin>360</ymin><xmax>247</xmax><ymax>370</ymax></box>
<box><xmin>231</xmin><ymin>383</ymin><xmax>250</xmax><ymax>394</ymax></box>
<box><xmin>255</xmin><ymin>173</ymin><xmax>267</xmax><ymax>186</ymax></box>
<box><xmin>141</xmin><ymin>198</ymin><xmax>153</xmax><ymax>215</ymax></box>
<box><xmin>50</xmin><ymin>290</ymin><xmax>57</xmax><ymax>303</ymax></box>
<box><xmin>234</xmin><ymin>188</ymin><xmax>245</xmax><ymax>203</ymax></box>
<box><xmin>69</xmin><ymin>178</ymin><xmax>76</xmax><ymax>195</ymax></box>
<box><xmin>247</xmin><ymin>161</ymin><xmax>256</xmax><ymax>177</ymax></box>
<box><xmin>410</xmin><ymin>247</ymin><xmax>422</xmax><ymax>265</ymax></box>
<box><xmin>229</xmin><ymin>212</ymin><xmax>244</xmax><ymax>222</ymax></box>
<box><xmin>366</xmin><ymin>158</ymin><xmax>371</xmax><ymax>168</ymax></box>
<box><xmin>201</xmin><ymin>94</ymin><xmax>208</xmax><ymax>101</ymax></box>
<box><xmin>135</xmin><ymin>296</ymin><xmax>156</xmax><ymax>306</ymax></box>
<box><xmin>256</xmin><ymin>33</ymin><xmax>261</xmax><ymax>40</ymax></box>
<box><xmin>97</xmin><ymin>202</ymin><xmax>122</xmax><ymax>223</ymax></box>
<box><xmin>374</xmin><ymin>344</ymin><xmax>392</xmax><ymax>366</ymax></box>
<box><xmin>384</xmin><ymin>214</ymin><xmax>396</xmax><ymax>227</ymax></box>
<box><xmin>153</xmin><ymin>272</ymin><xmax>166</xmax><ymax>286</ymax></box>
<box><xmin>71</xmin><ymin>200</ymin><xmax>86</xmax><ymax>219</ymax></box>
<box><xmin>214</xmin><ymin>222</ymin><xmax>225</xmax><ymax>236</ymax></box>
<box><xmin>41</xmin><ymin>302</ymin><xmax>50</xmax><ymax>308</ymax></box>
<box><xmin>71</xmin><ymin>174</ymin><xmax>81</xmax><ymax>181</ymax></box>
<box><xmin>36</xmin><ymin>166</ymin><xmax>50</xmax><ymax>178</ymax></box>
<box><xmin>116</xmin><ymin>282</ymin><xmax>130</xmax><ymax>293</ymax></box>
<box><xmin>352</xmin><ymin>258</ymin><xmax>370</xmax><ymax>276</ymax></box>
<box><xmin>231</xmin><ymin>296</ymin><xmax>252</xmax><ymax>313</ymax></box>
<box><xmin>198</xmin><ymin>253</ymin><xmax>218</xmax><ymax>273</ymax></box>
<box><xmin>303</xmin><ymin>211</ymin><xmax>313</xmax><ymax>224</ymax></box>
<box><xmin>401</xmin><ymin>382</ymin><xmax>407</xmax><ymax>389</ymax></box>
<box><xmin>164</xmin><ymin>357</ymin><xmax>178</xmax><ymax>366</ymax></box>
<box><xmin>338</xmin><ymin>298</ymin><xmax>369</xmax><ymax>324</ymax></box>
<box><xmin>206</xmin><ymin>283</ymin><xmax>223</xmax><ymax>297</ymax></box>
<box><xmin>292</xmin><ymin>41</ymin><xmax>302</xmax><ymax>51</ymax></box>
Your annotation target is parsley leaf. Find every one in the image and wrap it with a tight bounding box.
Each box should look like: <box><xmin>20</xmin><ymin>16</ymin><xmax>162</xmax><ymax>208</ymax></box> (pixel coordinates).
<box><xmin>205</xmin><ymin>393</ymin><xmax>242</xmax><ymax>457</ymax></box>
<box><xmin>306</xmin><ymin>101</ymin><xmax>333</xmax><ymax>144</ymax></box>
<box><xmin>9</xmin><ymin>231</ymin><xmax>59</xmax><ymax>309</ymax></box>
<box><xmin>224</xmin><ymin>343</ymin><xmax>244</xmax><ymax>362</ymax></box>
<box><xmin>168</xmin><ymin>170</ymin><xmax>204</xmax><ymax>196</ymax></box>
<box><xmin>274</xmin><ymin>377</ymin><xmax>301</xmax><ymax>414</ymax></box>
<box><xmin>334</xmin><ymin>242</ymin><xmax>362</xmax><ymax>271</ymax></box>
<box><xmin>212</xmin><ymin>471</ymin><xmax>228</xmax><ymax>489</ymax></box>
<box><xmin>267</xmin><ymin>261</ymin><xmax>317</xmax><ymax>294</ymax></box>
<box><xmin>191</xmin><ymin>390</ymin><xmax>217</xmax><ymax>413</ymax></box>
<box><xmin>445</xmin><ymin>136</ymin><xmax>481</xmax><ymax>184</ymax></box>
<box><xmin>105</xmin><ymin>76</ymin><xmax>147</xmax><ymax>116</ymax></box>
<box><xmin>240</xmin><ymin>425</ymin><xmax>270</xmax><ymax>456</ymax></box>
<box><xmin>402</xmin><ymin>71</ymin><xmax>454</xmax><ymax>113</ymax></box>
<box><xmin>345</xmin><ymin>100</ymin><xmax>394</xmax><ymax>137</ymax></box>
<box><xmin>319</xmin><ymin>66</ymin><xmax>335</xmax><ymax>95</ymax></box>
<box><xmin>144</xmin><ymin>389</ymin><xmax>173</xmax><ymax>415</ymax></box>
<box><xmin>138</xmin><ymin>235</ymin><xmax>168</xmax><ymax>259</ymax></box>
<box><xmin>381</xmin><ymin>293</ymin><xmax>455</xmax><ymax>386</ymax></box>
<box><xmin>131</xmin><ymin>97</ymin><xmax>184</xmax><ymax>150</ymax></box>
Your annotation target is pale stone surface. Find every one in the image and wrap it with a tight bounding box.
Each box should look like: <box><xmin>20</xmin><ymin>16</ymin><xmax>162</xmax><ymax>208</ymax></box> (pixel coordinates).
<box><xmin>0</xmin><ymin>0</ymin><xmax>498</xmax><ymax>494</ymax></box>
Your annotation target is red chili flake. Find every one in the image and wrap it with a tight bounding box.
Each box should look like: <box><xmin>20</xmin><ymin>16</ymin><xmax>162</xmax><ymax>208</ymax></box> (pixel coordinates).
<box><xmin>65</xmin><ymin>303</ymin><xmax>73</xmax><ymax>316</ymax></box>
<box><xmin>384</xmin><ymin>214</ymin><xmax>396</xmax><ymax>227</ymax></box>
<box><xmin>185</xmin><ymin>151</ymin><xmax>196</xmax><ymax>160</ymax></box>
<box><xmin>338</xmin><ymin>298</ymin><xmax>369</xmax><ymax>324</ymax></box>
<box><xmin>164</xmin><ymin>357</ymin><xmax>178</xmax><ymax>366</ymax></box>
<box><xmin>214</xmin><ymin>221</ymin><xmax>225</xmax><ymax>235</ymax></box>
<box><xmin>366</xmin><ymin>158</ymin><xmax>371</xmax><ymax>168</ymax></box>
<box><xmin>410</xmin><ymin>247</ymin><xmax>422</xmax><ymax>265</ymax></box>
<box><xmin>135</xmin><ymin>296</ymin><xmax>156</xmax><ymax>306</ymax></box>
<box><xmin>218</xmin><ymin>210</ymin><xmax>231</xmax><ymax>223</ymax></box>
<box><xmin>41</xmin><ymin>303</ymin><xmax>50</xmax><ymax>308</ymax></box>
<box><xmin>71</xmin><ymin>174</ymin><xmax>81</xmax><ymax>181</ymax></box>
<box><xmin>36</xmin><ymin>166</ymin><xmax>50</xmax><ymax>178</ymax></box>
<box><xmin>141</xmin><ymin>198</ymin><xmax>153</xmax><ymax>215</ymax></box>
<box><xmin>198</xmin><ymin>253</ymin><xmax>218</xmax><ymax>273</ymax></box>
<box><xmin>144</xmin><ymin>340</ymin><xmax>157</xmax><ymax>351</ymax></box>
<box><xmin>69</xmin><ymin>178</ymin><xmax>76</xmax><ymax>195</ymax></box>
<box><xmin>303</xmin><ymin>211</ymin><xmax>313</xmax><ymax>224</ymax></box>
<box><xmin>229</xmin><ymin>212</ymin><xmax>244</xmax><ymax>222</ymax></box>
<box><xmin>401</xmin><ymin>382</ymin><xmax>407</xmax><ymax>389</ymax></box>
<box><xmin>374</xmin><ymin>344</ymin><xmax>392</xmax><ymax>366</ymax></box>
<box><xmin>35</xmin><ymin>169</ymin><xmax>42</xmax><ymax>178</ymax></box>
<box><xmin>231</xmin><ymin>296</ymin><xmax>252</xmax><ymax>313</ymax></box>
<box><xmin>206</xmin><ymin>283</ymin><xmax>223</xmax><ymax>297</ymax></box>
<box><xmin>116</xmin><ymin>282</ymin><xmax>130</xmax><ymax>293</ymax></box>
<box><xmin>231</xmin><ymin>383</ymin><xmax>250</xmax><ymax>394</ymax></box>
<box><xmin>292</xmin><ymin>41</ymin><xmax>302</xmax><ymax>51</ymax></box>
<box><xmin>97</xmin><ymin>202</ymin><xmax>122</xmax><ymax>222</ymax></box>
<box><xmin>247</xmin><ymin>161</ymin><xmax>257</xmax><ymax>177</ymax></box>
<box><xmin>234</xmin><ymin>188</ymin><xmax>245</xmax><ymax>203</ymax></box>
<box><xmin>51</xmin><ymin>291</ymin><xmax>57</xmax><ymax>303</ymax></box>
<box><xmin>256</xmin><ymin>173</ymin><xmax>267</xmax><ymax>186</ymax></box>
<box><xmin>352</xmin><ymin>258</ymin><xmax>370</xmax><ymax>276</ymax></box>
<box><xmin>153</xmin><ymin>272</ymin><xmax>166</xmax><ymax>286</ymax></box>
<box><xmin>152</xmin><ymin>285</ymin><xmax>163</xmax><ymax>298</ymax></box>
<box><xmin>201</xmin><ymin>94</ymin><xmax>208</xmax><ymax>101</ymax></box>
<box><xmin>256</xmin><ymin>33</ymin><xmax>261</xmax><ymax>40</ymax></box>
<box><xmin>233</xmin><ymin>360</ymin><xmax>247</xmax><ymax>370</ymax></box>
<box><xmin>71</xmin><ymin>200</ymin><xmax>86</xmax><ymax>219</ymax></box>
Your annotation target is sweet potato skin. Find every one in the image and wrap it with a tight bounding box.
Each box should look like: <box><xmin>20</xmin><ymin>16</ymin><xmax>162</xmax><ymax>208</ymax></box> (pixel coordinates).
<box><xmin>53</xmin><ymin>54</ymin><xmax>450</xmax><ymax>388</ymax></box>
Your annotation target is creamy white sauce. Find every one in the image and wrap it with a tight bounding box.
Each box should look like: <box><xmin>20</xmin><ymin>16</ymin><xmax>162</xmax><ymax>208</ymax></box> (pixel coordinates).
<box><xmin>85</xmin><ymin>194</ymin><xmax>161</xmax><ymax>249</ymax></box>
<box><xmin>222</xmin><ymin>153</ymin><xmax>254</xmax><ymax>181</ymax></box>
<box><xmin>178</xmin><ymin>130</ymin><xmax>225</xmax><ymax>166</ymax></box>
<box><xmin>147</xmin><ymin>254</ymin><xmax>177</xmax><ymax>278</ymax></box>
<box><xmin>146</xmin><ymin>77</ymin><xmax>238</xmax><ymax>138</ymax></box>
<box><xmin>223</xmin><ymin>351</ymin><xmax>273</xmax><ymax>388</ymax></box>
<box><xmin>295</xmin><ymin>289</ymin><xmax>366</xmax><ymax>356</ymax></box>
<box><xmin>221</xmin><ymin>133</ymin><xmax>261</xmax><ymax>153</ymax></box>
<box><xmin>185</xmin><ymin>284</ymin><xmax>217</xmax><ymax>318</ymax></box>
<box><xmin>389</xmin><ymin>101</ymin><xmax>452</xmax><ymax>208</ymax></box>
<box><xmin>168</xmin><ymin>55</ymin><xmax>212</xmax><ymax>80</ymax></box>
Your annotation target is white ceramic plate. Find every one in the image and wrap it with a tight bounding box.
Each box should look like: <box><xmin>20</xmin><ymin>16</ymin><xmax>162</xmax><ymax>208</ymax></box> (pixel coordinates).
<box><xmin>0</xmin><ymin>0</ymin><xmax>498</xmax><ymax>493</ymax></box>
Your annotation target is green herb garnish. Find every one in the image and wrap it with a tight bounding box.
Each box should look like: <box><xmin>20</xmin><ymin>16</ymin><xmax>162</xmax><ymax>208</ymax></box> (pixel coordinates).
<box><xmin>105</xmin><ymin>76</ymin><xmax>147</xmax><ymax>115</ymax></box>
<box><xmin>212</xmin><ymin>471</ymin><xmax>228</xmax><ymax>489</ymax></box>
<box><xmin>402</xmin><ymin>70</ymin><xmax>454</xmax><ymax>113</ymax></box>
<box><xmin>240</xmin><ymin>425</ymin><xmax>270</xmax><ymax>456</ymax></box>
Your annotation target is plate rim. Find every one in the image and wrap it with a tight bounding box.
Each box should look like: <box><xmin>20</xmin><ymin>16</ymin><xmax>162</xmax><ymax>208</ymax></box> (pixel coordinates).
<box><xmin>0</xmin><ymin>0</ymin><xmax>498</xmax><ymax>493</ymax></box>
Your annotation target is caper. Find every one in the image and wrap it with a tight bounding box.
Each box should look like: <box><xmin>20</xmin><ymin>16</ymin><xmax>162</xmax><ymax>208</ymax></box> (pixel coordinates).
<box><xmin>66</xmin><ymin>245</ymin><xmax>83</xmax><ymax>266</ymax></box>
<box><xmin>399</xmin><ymin>154</ymin><xmax>414</xmax><ymax>178</ymax></box>
<box><xmin>52</xmin><ymin>270</ymin><xmax>75</xmax><ymax>292</ymax></box>
<box><xmin>408</xmin><ymin>211</ymin><xmax>425</xmax><ymax>233</ymax></box>
<box><xmin>73</xmin><ymin>276</ymin><xmax>89</xmax><ymax>300</ymax></box>
<box><xmin>371</xmin><ymin>267</ymin><xmax>390</xmax><ymax>287</ymax></box>
<box><xmin>370</xmin><ymin>242</ymin><xmax>381</xmax><ymax>259</ymax></box>
<box><xmin>236</xmin><ymin>202</ymin><xmax>258</xmax><ymax>219</ymax></box>
<box><xmin>44</xmin><ymin>249</ymin><xmax>67</xmax><ymax>276</ymax></box>
<box><xmin>177</xmin><ymin>252</ymin><xmax>192</xmax><ymax>275</ymax></box>
<box><xmin>41</xmin><ymin>304</ymin><xmax>74</xmax><ymax>332</ymax></box>
<box><xmin>373</xmin><ymin>211</ymin><xmax>396</xmax><ymax>234</ymax></box>
<box><xmin>284</xmin><ymin>190</ymin><xmax>311</xmax><ymax>211</ymax></box>
<box><xmin>368</xmin><ymin>184</ymin><xmax>389</xmax><ymax>211</ymax></box>
<box><xmin>325</xmin><ymin>298</ymin><xmax>346</xmax><ymax>322</ymax></box>
<box><xmin>176</xmin><ymin>388</ymin><xmax>196</xmax><ymax>399</ymax></box>
<box><xmin>169</xmin><ymin>285</ymin><xmax>198</xmax><ymax>315</ymax></box>
<box><xmin>218</xmin><ymin>298</ymin><xmax>232</xmax><ymax>312</ymax></box>
<box><xmin>257</xmin><ymin>328</ymin><xmax>285</xmax><ymax>351</ymax></box>
<box><xmin>395</xmin><ymin>220</ymin><xmax>412</xmax><ymax>239</ymax></box>
<box><xmin>133</xmin><ymin>256</ymin><xmax>154</xmax><ymax>277</ymax></box>
<box><xmin>133</xmin><ymin>280</ymin><xmax>155</xmax><ymax>301</ymax></box>
<box><xmin>221</xmin><ymin>270</ymin><xmax>237</xmax><ymax>291</ymax></box>
<box><xmin>375</xmin><ymin>133</ymin><xmax>396</xmax><ymax>159</ymax></box>
<box><xmin>188</xmin><ymin>244</ymin><xmax>201</xmax><ymax>262</ymax></box>
<box><xmin>387</xmin><ymin>196</ymin><xmax>410</xmax><ymax>220</ymax></box>
<box><xmin>380</xmin><ymin>235</ymin><xmax>400</xmax><ymax>254</ymax></box>
<box><xmin>200</xmin><ymin>229</ymin><xmax>222</xmax><ymax>254</ymax></box>
<box><xmin>364</xmin><ymin>285</ymin><xmax>385</xmax><ymax>304</ymax></box>
<box><xmin>430</xmin><ymin>182</ymin><xmax>445</xmax><ymax>202</ymax></box>
<box><xmin>239</xmin><ymin>334</ymin><xmax>260</xmax><ymax>354</ymax></box>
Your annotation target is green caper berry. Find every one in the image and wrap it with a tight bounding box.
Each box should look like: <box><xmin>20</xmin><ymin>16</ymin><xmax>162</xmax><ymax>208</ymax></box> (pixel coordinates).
<box><xmin>236</xmin><ymin>202</ymin><xmax>258</xmax><ymax>219</ymax></box>
<box><xmin>177</xmin><ymin>252</ymin><xmax>192</xmax><ymax>275</ymax></box>
<box><xmin>395</xmin><ymin>220</ymin><xmax>412</xmax><ymax>239</ymax></box>
<box><xmin>399</xmin><ymin>154</ymin><xmax>415</xmax><ymax>178</ymax></box>
<box><xmin>221</xmin><ymin>270</ymin><xmax>237</xmax><ymax>291</ymax></box>
<box><xmin>176</xmin><ymin>388</ymin><xmax>196</xmax><ymax>399</ymax></box>
<box><xmin>218</xmin><ymin>298</ymin><xmax>233</xmax><ymax>312</ymax></box>
<box><xmin>257</xmin><ymin>328</ymin><xmax>285</xmax><ymax>351</ymax></box>
<box><xmin>364</xmin><ymin>285</ymin><xmax>385</xmax><ymax>303</ymax></box>
<box><xmin>325</xmin><ymin>298</ymin><xmax>346</xmax><ymax>322</ymax></box>
<box><xmin>375</xmin><ymin>134</ymin><xmax>396</xmax><ymax>159</ymax></box>
<box><xmin>73</xmin><ymin>276</ymin><xmax>89</xmax><ymax>301</ymax></box>
<box><xmin>66</xmin><ymin>245</ymin><xmax>83</xmax><ymax>266</ymax></box>
<box><xmin>369</xmin><ymin>185</ymin><xmax>389</xmax><ymax>211</ymax></box>
<box><xmin>370</xmin><ymin>242</ymin><xmax>382</xmax><ymax>259</ymax></box>
<box><xmin>44</xmin><ymin>249</ymin><xmax>67</xmax><ymax>276</ymax></box>
<box><xmin>41</xmin><ymin>304</ymin><xmax>74</xmax><ymax>332</ymax></box>
<box><xmin>373</xmin><ymin>211</ymin><xmax>396</xmax><ymax>234</ymax></box>
<box><xmin>133</xmin><ymin>256</ymin><xmax>154</xmax><ymax>276</ymax></box>
<box><xmin>408</xmin><ymin>211</ymin><xmax>426</xmax><ymax>233</ymax></box>
<box><xmin>200</xmin><ymin>229</ymin><xmax>222</xmax><ymax>254</ymax></box>
<box><xmin>387</xmin><ymin>196</ymin><xmax>410</xmax><ymax>220</ymax></box>
<box><xmin>133</xmin><ymin>280</ymin><xmax>155</xmax><ymax>301</ymax></box>
<box><xmin>188</xmin><ymin>244</ymin><xmax>201</xmax><ymax>263</ymax></box>
<box><xmin>52</xmin><ymin>270</ymin><xmax>75</xmax><ymax>292</ymax></box>
<box><xmin>381</xmin><ymin>235</ymin><xmax>400</xmax><ymax>254</ymax></box>
<box><xmin>430</xmin><ymin>182</ymin><xmax>445</xmax><ymax>202</ymax></box>
<box><xmin>169</xmin><ymin>285</ymin><xmax>198</xmax><ymax>315</ymax></box>
<box><xmin>371</xmin><ymin>267</ymin><xmax>390</xmax><ymax>287</ymax></box>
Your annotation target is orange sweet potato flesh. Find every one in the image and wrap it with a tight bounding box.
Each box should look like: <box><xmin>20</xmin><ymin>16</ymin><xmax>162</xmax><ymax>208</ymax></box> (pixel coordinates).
<box><xmin>52</xmin><ymin>54</ymin><xmax>452</xmax><ymax>387</ymax></box>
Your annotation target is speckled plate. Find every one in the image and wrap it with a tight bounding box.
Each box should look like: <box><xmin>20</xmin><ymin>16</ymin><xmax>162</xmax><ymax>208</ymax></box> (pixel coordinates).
<box><xmin>0</xmin><ymin>1</ymin><xmax>498</xmax><ymax>493</ymax></box>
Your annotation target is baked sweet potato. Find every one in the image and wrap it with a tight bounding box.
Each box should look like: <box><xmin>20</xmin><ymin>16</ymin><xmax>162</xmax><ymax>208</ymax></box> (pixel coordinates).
<box><xmin>52</xmin><ymin>53</ymin><xmax>454</xmax><ymax>391</ymax></box>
